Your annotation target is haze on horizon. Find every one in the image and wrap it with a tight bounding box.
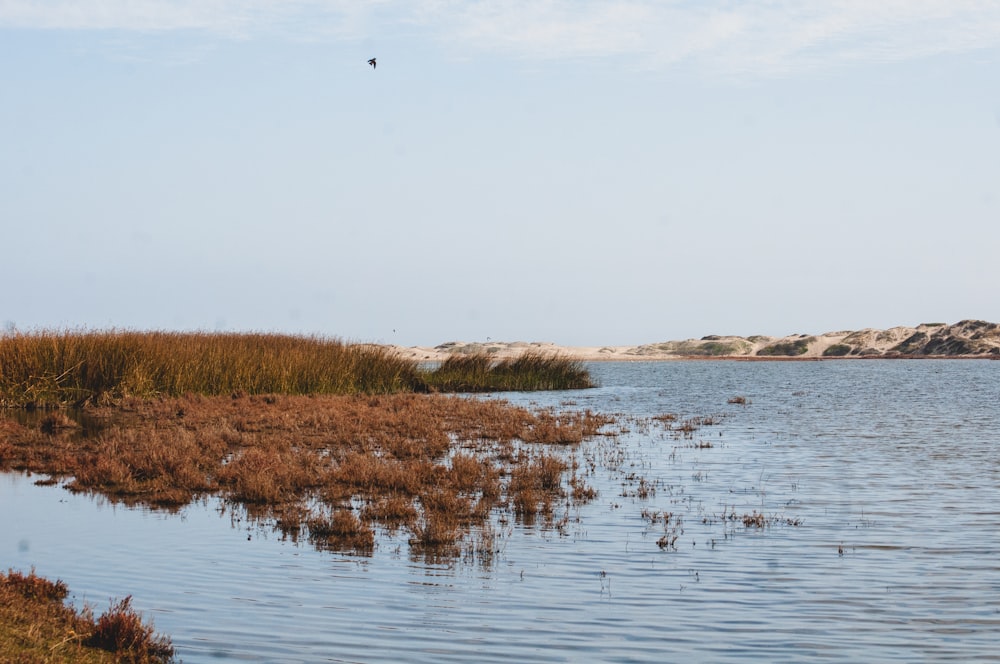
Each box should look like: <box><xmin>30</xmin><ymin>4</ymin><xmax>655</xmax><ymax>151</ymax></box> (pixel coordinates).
<box><xmin>2</xmin><ymin>1</ymin><xmax>998</xmax><ymax>347</ymax></box>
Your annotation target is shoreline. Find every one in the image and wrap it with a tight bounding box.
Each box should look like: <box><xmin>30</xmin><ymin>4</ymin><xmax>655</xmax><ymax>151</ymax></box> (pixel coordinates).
<box><xmin>392</xmin><ymin>350</ymin><xmax>1000</xmax><ymax>363</ymax></box>
<box><xmin>694</xmin><ymin>355</ymin><xmax>993</xmax><ymax>361</ymax></box>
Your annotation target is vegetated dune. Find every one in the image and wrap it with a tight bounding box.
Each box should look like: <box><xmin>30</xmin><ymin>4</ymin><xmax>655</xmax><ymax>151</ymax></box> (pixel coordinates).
<box><xmin>390</xmin><ymin>320</ymin><xmax>1000</xmax><ymax>361</ymax></box>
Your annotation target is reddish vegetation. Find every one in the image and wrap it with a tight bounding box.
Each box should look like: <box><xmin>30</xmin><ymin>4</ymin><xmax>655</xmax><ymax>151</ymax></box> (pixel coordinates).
<box><xmin>85</xmin><ymin>596</ymin><xmax>174</xmax><ymax>662</ymax></box>
<box><xmin>0</xmin><ymin>394</ymin><xmax>612</xmax><ymax>555</ymax></box>
<box><xmin>0</xmin><ymin>568</ymin><xmax>173</xmax><ymax>662</ymax></box>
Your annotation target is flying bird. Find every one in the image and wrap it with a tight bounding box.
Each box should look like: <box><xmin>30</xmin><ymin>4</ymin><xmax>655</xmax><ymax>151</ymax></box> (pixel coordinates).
<box><xmin>368</xmin><ymin>58</ymin><xmax>376</xmax><ymax>69</ymax></box>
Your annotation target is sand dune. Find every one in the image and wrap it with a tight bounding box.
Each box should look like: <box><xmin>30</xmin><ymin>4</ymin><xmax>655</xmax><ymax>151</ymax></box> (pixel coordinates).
<box><xmin>389</xmin><ymin>320</ymin><xmax>1000</xmax><ymax>361</ymax></box>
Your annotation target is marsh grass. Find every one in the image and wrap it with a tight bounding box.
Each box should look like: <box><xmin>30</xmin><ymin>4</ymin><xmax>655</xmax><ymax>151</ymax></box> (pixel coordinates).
<box><xmin>1</xmin><ymin>332</ymin><xmax>600</xmax><ymax>557</ymax></box>
<box><xmin>1</xmin><ymin>393</ymin><xmax>613</xmax><ymax>557</ymax></box>
<box><xmin>0</xmin><ymin>331</ymin><xmax>594</xmax><ymax>407</ymax></box>
<box><xmin>307</xmin><ymin>510</ymin><xmax>376</xmax><ymax>551</ymax></box>
<box><xmin>0</xmin><ymin>330</ymin><xmax>423</xmax><ymax>407</ymax></box>
<box><xmin>426</xmin><ymin>354</ymin><xmax>493</xmax><ymax>392</ymax></box>
<box><xmin>425</xmin><ymin>352</ymin><xmax>594</xmax><ymax>392</ymax></box>
<box><xmin>0</xmin><ymin>568</ymin><xmax>174</xmax><ymax>663</ymax></box>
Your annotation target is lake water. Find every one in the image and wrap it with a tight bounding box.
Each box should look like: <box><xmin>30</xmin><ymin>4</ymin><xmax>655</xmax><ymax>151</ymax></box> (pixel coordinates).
<box><xmin>3</xmin><ymin>360</ymin><xmax>999</xmax><ymax>662</ymax></box>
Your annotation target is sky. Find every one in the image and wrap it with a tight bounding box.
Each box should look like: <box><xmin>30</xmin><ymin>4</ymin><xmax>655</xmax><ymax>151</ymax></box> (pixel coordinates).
<box><xmin>2</xmin><ymin>1</ymin><xmax>999</xmax><ymax>347</ymax></box>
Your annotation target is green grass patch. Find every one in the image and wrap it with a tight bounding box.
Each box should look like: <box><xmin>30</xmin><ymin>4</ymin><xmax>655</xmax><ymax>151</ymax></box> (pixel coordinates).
<box><xmin>822</xmin><ymin>343</ymin><xmax>852</xmax><ymax>357</ymax></box>
<box><xmin>756</xmin><ymin>337</ymin><xmax>814</xmax><ymax>357</ymax></box>
<box><xmin>638</xmin><ymin>339</ymin><xmax>751</xmax><ymax>356</ymax></box>
<box><xmin>891</xmin><ymin>332</ymin><xmax>929</xmax><ymax>354</ymax></box>
<box><xmin>696</xmin><ymin>341</ymin><xmax>750</xmax><ymax>356</ymax></box>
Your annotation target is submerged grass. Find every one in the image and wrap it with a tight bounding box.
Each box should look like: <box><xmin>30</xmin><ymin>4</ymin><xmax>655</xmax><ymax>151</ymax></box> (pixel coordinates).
<box><xmin>0</xmin><ymin>330</ymin><xmax>594</xmax><ymax>407</ymax></box>
<box><xmin>0</xmin><ymin>568</ymin><xmax>174</xmax><ymax>663</ymax></box>
<box><xmin>1</xmin><ymin>393</ymin><xmax>613</xmax><ymax>555</ymax></box>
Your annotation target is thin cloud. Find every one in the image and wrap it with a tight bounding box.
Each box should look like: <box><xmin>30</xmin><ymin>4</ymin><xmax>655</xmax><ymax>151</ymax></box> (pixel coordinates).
<box><xmin>3</xmin><ymin>0</ymin><xmax>999</xmax><ymax>74</ymax></box>
<box><xmin>0</xmin><ymin>0</ymin><xmax>246</xmax><ymax>33</ymax></box>
<box><xmin>436</xmin><ymin>1</ymin><xmax>1000</xmax><ymax>74</ymax></box>
<box><xmin>0</xmin><ymin>0</ymin><xmax>371</xmax><ymax>37</ymax></box>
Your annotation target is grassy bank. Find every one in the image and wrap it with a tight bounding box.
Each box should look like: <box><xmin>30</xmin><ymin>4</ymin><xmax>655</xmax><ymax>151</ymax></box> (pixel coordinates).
<box><xmin>0</xmin><ymin>568</ymin><xmax>174</xmax><ymax>663</ymax></box>
<box><xmin>0</xmin><ymin>330</ymin><xmax>594</xmax><ymax>407</ymax></box>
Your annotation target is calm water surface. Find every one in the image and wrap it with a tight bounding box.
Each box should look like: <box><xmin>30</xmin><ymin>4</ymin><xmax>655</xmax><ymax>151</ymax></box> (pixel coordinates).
<box><xmin>3</xmin><ymin>361</ymin><xmax>999</xmax><ymax>662</ymax></box>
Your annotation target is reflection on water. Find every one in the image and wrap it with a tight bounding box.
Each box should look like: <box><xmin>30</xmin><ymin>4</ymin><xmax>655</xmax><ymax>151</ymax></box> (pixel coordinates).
<box><xmin>5</xmin><ymin>407</ymin><xmax>109</xmax><ymax>437</ymax></box>
<box><xmin>3</xmin><ymin>360</ymin><xmax>1000</xmax><ymax>662</ymax></box>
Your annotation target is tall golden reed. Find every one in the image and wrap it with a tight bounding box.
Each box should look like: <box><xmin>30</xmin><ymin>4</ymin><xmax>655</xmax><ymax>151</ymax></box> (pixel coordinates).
<box><xmin>0</xmin><ymin>330</ymin><xmax>594</xmax><ymax>407</ymax></box>
<box><xmin>0</xmin><ymin>330</ymin><xmax>422</xmax><ymax>406</ymax></box>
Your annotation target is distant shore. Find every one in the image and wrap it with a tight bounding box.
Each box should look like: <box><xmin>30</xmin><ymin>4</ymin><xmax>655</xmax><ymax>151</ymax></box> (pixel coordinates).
<box><xmin>388</xmin><ymin>320</ymin><xmax>1000</xmax><ymax>362</ymax></box>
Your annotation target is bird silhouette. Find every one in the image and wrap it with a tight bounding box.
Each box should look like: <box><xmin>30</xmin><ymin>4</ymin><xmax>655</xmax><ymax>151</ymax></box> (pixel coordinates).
<box><xmin>368</xmin><ymin>58</ymin><xmax>376</xmax><ymax>69</ymax></box>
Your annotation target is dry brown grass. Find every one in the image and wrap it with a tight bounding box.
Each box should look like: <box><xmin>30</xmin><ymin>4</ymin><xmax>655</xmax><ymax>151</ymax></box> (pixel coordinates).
<box><xmin>85</xmin><ymin>596</ymin><xmax>174</xmax><ymax>663</ymax></box>
<box><xmin>0</xmin><ymin>569</ymin><xmax>174</xmax><ymax>663</ymax></box>
<box><xmin>0</xmin><ymin>393</ymin><xmax>613</xmax><ymax>556</ymax></box>
<box><xmin>361</xmin><ymin>495</ymin><xmax>419</xmax><ymax>530</ymax></box>
<box><xmin>2</xmin><ymin>568</ymin><xmax>69</xmax><ymax>603</ymax></box>
<box><xmin>307</xmin><ymin>510</ymin><xmax>376</xmax><ymax>551</ymax></box>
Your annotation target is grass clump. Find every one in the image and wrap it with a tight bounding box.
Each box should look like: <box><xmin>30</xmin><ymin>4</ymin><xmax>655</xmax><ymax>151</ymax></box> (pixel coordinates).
<box><xmin>307</xmin><ymin>510</ymin><xmax>376</xmax><ymax>552</ymax></box>
<box><xmin>85</xmin><ymin>596</ymin><xmax>174</xmax><ymax>662</ymax></box>
<box><xmin>426</xmin><ymin>352</ymin><xmax>593</xmax><ymax>392</ymax></box>
<box><xmin>0</xmin><ymin>568</ymin><xmax>174</xmax><ymax>663</ymax></box>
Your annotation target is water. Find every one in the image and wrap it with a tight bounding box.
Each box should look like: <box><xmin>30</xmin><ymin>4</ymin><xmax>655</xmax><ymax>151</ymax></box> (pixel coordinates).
<box><xmin>3</xmin><ymin>360</ymin><xmax>999</xmax><ymax>661</ymax></box>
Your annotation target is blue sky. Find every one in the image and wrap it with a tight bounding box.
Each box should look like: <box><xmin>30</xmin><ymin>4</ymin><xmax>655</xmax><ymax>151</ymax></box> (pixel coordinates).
<box><xmin>2</xmin><ymin>1</ymin><xmax>998</xmax><ymax>346</ymax></box>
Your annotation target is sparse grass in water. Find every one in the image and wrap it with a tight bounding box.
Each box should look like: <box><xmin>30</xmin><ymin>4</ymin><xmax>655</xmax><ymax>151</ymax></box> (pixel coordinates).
<box><xmin>715</xmin><ymin>506</ymin><xmax>803</xmax><ymax>530</ymax></box>
<box><xmin>307</xmin><ymin>510</ymin><xmax>376</xmax><ymax>551</ymax></box>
